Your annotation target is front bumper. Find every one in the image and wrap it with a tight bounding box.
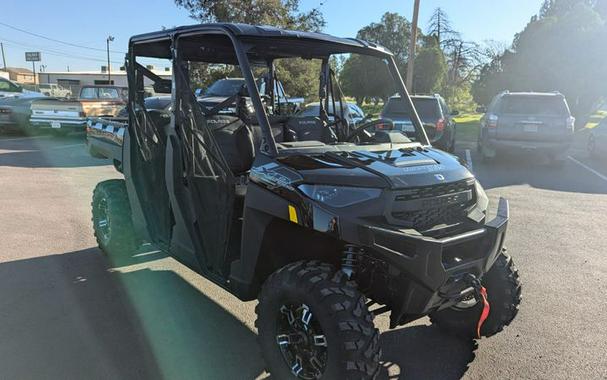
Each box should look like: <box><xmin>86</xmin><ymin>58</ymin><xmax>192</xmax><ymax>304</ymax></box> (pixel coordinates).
<box><xmin>343</xmin><ymin>198</ymin><xmax>509</xmax><ymax>326</ymax></box>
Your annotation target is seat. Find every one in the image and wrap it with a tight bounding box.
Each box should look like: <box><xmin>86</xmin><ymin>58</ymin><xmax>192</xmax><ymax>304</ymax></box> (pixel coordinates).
<box><xmin>286</xmin><ymin>116</ymin><xmax>337</xmax><ymax>143</ymax></box>
<box><xmin>205</xmin><ymin>115</ymin><xmax>255</xmax><ymax>175</ymax></box>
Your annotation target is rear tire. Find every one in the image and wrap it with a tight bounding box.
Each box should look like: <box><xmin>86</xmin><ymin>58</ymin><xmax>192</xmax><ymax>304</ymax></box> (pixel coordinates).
<box><xmin>430</xmin><ymin>252</ymin><xmax>521</xmax><ymax>339</ymax></box>
<box><xmin>92</xmin><ymin>179</ymin><xmax>137</xmax><ymax>255</ymax></box>
<box><xmin>256</xmin><ymin>261</ymin><xmax>380</xmax><ymax>379</ymax></box>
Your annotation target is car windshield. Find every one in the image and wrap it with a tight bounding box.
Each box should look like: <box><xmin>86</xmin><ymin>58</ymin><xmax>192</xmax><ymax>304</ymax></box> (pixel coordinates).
<box><xmin>500</xmin><ymin>95</ymin><xmax>569</xmax><ymax>116</ymax></box>
<box><xmin>383</xmin><ymin>97</ymin><xmax>440</xmax><ymax>123</ymax></box>
<box><xmin>204</xmin><ymin>79</ymin><xmax>245</xmax><ymax>97</ymax></box>
<box><xmin>80</xmin><ymin>87</ymin><xmax>121</xmax><ymax>100</ymax></box>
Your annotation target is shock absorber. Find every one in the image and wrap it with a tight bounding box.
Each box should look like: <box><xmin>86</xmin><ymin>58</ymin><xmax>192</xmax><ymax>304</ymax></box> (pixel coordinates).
<box><xmin>341</xmin><ymin>244</ymin><xmax>363</xmax><ymax>279</ymax></box>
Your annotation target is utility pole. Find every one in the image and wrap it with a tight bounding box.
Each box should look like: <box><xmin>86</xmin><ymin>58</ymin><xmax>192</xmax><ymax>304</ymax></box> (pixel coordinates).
<box><xmin>406</xmin><ymin>0</ymin><xmax>421</xmax><ymax>91</ymax></box>
<box><xmin>1</xmin><ymin>42</ymin><xmax>6</xmax><ymax>70</ymax></box>
<box><xmin>106</xmin><ymin>35</ymin><xmax>114</xmax><ymax>84</ymax></box>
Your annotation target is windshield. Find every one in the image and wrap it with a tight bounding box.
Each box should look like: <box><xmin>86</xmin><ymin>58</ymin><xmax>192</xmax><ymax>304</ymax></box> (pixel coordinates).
<box><xmin>204</xmin><ymin>79</ymin><xmax>246</xmax><ymax>97</ymax></box>
<box><xmin>80</xmin><ymin>87</ymin><xmax>121</xmax><ymax>100</ymax></box>
<box><xmin>383</xmin><ymin>97</ymin><xmax>441</xmax><ymax>123</ymax></box>
<box><xmin>499</xmin><ymin>95</ymin><xmax>569</xmax><ymax>116</ymax></box>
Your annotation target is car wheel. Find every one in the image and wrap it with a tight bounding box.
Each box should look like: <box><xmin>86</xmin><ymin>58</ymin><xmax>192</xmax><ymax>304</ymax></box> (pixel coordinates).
<box><xmin>92</xmin><ymin>179</ymin><xmax>137</xmax><ymax>255</ymax></box>
<box><xmin>256</xmin><ymin>261</ymin><xmax>381</xmax><ymax>379</ymax></box>
<box><xmin>429</xmin><ymin>252</ymin><xmax>521</xmax><ymax>339</ymax></box>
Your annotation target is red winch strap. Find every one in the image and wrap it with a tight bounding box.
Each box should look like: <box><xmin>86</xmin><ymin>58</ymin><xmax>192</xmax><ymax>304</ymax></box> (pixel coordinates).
<box><xmin>476</xmin><ymin>286</ymin><xmax>490</xmax><ymax>339</ymax></box>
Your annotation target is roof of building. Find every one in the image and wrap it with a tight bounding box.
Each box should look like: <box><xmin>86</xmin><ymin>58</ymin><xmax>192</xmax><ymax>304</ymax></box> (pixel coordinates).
<box><xmin>3</xmin><ymin>67</ymin><xmax>33</xmax><ymax>74</ymax></box>
<box><xmin>39</xmin><ymin>70</ymin><xmax>171</xmax><ymax>76</ymax></box>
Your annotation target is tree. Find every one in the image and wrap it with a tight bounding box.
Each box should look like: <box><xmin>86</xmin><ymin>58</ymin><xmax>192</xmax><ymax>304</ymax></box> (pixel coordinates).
<box><xmin>174</xmin><ymin>0</ymin><xmax>325</xmax><ymax>31</ymax></box>
<box><xmin>174</xmin><ymin>0</ymin><xmax>326</xmax><ymax>99</ymax></box>
<box><xmin>340</xmin><ymin>55</ymin><xmax>394</xmax><ymax>104</ymax></box>
<box><xmin>413</xmin><ymin>41</ymin><xmax>447</xmax><ymax>94</ymax></box>
<box><xmin>356</xmin><ymin>12</ymin><xmax>412</xmax><ymax>68</ymax></box>
<box><xmin>427</xmin><ymin>8</ymin><xmax>459</xmax><ymax>49</ymax></box>
<box><xmin>472</xmin><ymin>0</ymin><xmax>607</xmax><ymax>117</ymax></box>
<box><xmin>340</xmin><ymin>12</ymin><xmax>419</xmax><ymax>103</ymax></box>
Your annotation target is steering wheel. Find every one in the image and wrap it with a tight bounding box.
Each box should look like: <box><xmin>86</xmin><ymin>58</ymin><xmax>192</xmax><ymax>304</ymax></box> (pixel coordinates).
<box><xmin>345</xmin><ymin>119</ymin><xmax>388</xmax><ymax>143</ymax></box>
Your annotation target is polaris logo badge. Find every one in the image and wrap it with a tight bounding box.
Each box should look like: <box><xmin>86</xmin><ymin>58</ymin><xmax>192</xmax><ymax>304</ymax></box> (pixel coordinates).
<box><xmin>434</xmin><ymin>174</ymin><xmax>445</xmax><ymax>181</ymax></box>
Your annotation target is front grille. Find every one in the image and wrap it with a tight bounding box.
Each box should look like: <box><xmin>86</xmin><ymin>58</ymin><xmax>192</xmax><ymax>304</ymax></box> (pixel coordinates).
<box><xmin>394</xmin><ymin>179</ymin><xmax>474</xmax><ymax>201</ymax></box>
<box><xmin>390</xmin><ymin>179</ymin><xmax>476</xmax><ymax>230</ymax></box>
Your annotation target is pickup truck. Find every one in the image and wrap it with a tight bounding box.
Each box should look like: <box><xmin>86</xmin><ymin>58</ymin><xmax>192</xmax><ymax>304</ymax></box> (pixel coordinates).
<box><xmin>30</xmin><ymin>85</ymin><xmax>127</xmax><ymax>134</ymax></box>
<box><xmin>79</xmin><ymin>85</ymin><xmax>127</xmax><ymax>117</ymax></box>
<box><xmin>30</xmin><ymin>98</ymin><xmax>87</xmax><ymax>134</ymax></box>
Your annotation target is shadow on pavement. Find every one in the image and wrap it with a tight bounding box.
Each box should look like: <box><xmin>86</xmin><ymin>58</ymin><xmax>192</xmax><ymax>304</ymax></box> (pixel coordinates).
<box><xmin>0</xmin><ymin>248</ymin><xmax>264</xmax><ymax>380</ymax></box>
<box><xmin>471</xmin><ymin>149</ymin><xmax>607</xmax><ymax>195</ymax></box>
<box><xmin>377</xmin><ymin>326</ymin><xmax>477</xmax><ymax>380</ymax></box>
<box><xmin>0</xmin><ymin>245</ymin><xmax>481</xmax><ymax>380</ymax></box>
<box><xmin>0</xmin><ymin>134</ymin><xmax>110</xmax><ymax>168</ymax></box>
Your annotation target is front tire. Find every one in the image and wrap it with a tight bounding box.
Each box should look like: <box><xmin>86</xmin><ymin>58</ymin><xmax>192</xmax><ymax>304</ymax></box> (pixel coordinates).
<box><xmin>92</xmin><ymin>179</ymin><xmax>137</xmax><ymax>255</ymax></box>
<box><xmin>256</xmin><ymin>261</ymin><xmax>380</xmax><ymax>379</ymax></box>
<box><xmin>430</xmin><ymin>252</ymin><xmax>521</xmax><ymax>338</ymax></box>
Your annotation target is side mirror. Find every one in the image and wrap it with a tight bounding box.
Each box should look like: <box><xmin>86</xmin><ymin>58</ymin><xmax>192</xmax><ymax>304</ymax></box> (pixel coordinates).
<box><xmin>476</xmin><ymin>106</ymin><xmax>487</xmax><ymax>114</ymax></box>
<box><xmin>451</xmin><ymin>110</ymin><xmax>460</xmax><ymax>116</ymax></box>
<box><xmin>194</xmin><ymin>88</ymin><xmax>204</xmax><ymax>97</ymax></box>
<box><xmin>153</xmin><ymin>79</ymin><xmax>172</xmax><ymax>94</ymax></box>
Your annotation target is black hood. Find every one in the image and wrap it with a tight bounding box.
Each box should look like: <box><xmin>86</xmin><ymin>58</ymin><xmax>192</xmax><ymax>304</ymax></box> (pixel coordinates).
<box><xmin>279</xmin><ymin>147</ymin><xmax>473</xmax><ymax>189</ymax></box>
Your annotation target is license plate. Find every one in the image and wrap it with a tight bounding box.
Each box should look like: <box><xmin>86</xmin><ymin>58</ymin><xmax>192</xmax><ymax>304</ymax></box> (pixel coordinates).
<box><xmin>397</xmin><ymin>123</ymin><xmax>415</xmax><ymax>132</ymax></box>
<box><xmin>523</xmin><ymin>124</ymin><xmax>538</xmax><ymax>133</ymax></box>
<box><xmin>51</xmin><ymin>121</ymin><xmax>61</xmax><ymax>129</ymax></box>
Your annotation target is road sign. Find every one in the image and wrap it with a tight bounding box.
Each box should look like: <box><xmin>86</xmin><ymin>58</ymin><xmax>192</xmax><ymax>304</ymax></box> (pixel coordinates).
<box><xmin>25</xmin><ymin>52</ymin><xmax>41</xmax><ymax>62</ymax></box>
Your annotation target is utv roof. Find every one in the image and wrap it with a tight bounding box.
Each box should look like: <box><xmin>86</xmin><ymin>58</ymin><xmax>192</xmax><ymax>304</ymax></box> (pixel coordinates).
<box><xmin>129</xmin><ymin>23</ymin><xmax>393</xmax><ymax>62</ymax></box>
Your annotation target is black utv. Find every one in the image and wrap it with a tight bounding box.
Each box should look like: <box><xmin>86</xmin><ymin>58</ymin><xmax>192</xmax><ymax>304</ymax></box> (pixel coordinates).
<box><xmin>91</xmin><ymin>23</ymin><xmax>521</xmax><ymax>379</ymax></box>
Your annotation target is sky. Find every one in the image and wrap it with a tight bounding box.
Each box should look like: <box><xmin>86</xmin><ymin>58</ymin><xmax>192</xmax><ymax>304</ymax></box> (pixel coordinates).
<box><xmin>0</xmin><ymin>0</ymin><xmax>544</xmax><ymax>72</ymax></box>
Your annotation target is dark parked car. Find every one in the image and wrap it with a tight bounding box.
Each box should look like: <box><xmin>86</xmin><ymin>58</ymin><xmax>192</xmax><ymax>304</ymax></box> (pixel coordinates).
<box><xmin>297</xmin><ymin>101</ymin><xmax>366</xmax><ymax>126</ymax></box>
<box><xmin>478</xmin><ymin>91</ymin><xmax>575</xmax><ymax>165</ymax></box>
<box><xmin>0</xmin><ymin>96</ymin><xmax>54</xmax><ymax>132</ymax></box>
<box><xmin>198</xmin><ymin>77</ymin><xmax>303</xmax><ymax>113</ymax></box>
<box><xmin>588</xmin><ymin>117</ymin><xmax>607</xmax><ymax>159</ymax></box>
<box><xmin>381</xmin><ymin>94</ymin><xmax>457</xmax><ymax>152</ymax></box>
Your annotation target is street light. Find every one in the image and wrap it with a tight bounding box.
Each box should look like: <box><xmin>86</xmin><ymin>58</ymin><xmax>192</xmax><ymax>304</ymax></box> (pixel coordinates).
<box><xmin>106</xmin><ymin>35</ymin><xmax>114</xmax><ymax>84</ymax></box>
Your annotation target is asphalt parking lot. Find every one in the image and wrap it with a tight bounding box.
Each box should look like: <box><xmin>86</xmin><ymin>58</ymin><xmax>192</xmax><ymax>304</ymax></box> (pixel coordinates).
<box><xmin>0</xmin><ymin>133</ymin><xmax>606</xmax><ymax>379</ymax></box>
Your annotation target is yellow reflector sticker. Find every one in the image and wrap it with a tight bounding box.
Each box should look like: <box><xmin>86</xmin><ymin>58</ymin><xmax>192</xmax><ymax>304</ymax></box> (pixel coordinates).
<box><xmin>288</xmin><ymin>205</ymin><xmax>299</xmax><ymax>224</ymax></box>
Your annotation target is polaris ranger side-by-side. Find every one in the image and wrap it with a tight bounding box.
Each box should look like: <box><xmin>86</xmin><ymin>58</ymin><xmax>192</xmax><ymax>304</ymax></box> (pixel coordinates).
<box><xmin>90</xmin><ymin>24</ymin><xmax>521</xmax><ymax>379</ymax></box>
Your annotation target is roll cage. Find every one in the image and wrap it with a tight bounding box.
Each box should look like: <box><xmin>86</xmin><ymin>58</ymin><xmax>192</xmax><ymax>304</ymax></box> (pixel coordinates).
<box><xmin>126</xmin><ymin>23</ymin><xmax>430</xmax><ymax>158</ymax></box>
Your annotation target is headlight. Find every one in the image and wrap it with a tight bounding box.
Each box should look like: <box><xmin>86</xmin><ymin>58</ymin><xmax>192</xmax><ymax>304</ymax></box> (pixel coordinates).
<box><xmin>475</xmin><ymin>181</ymin><xmax>489</xmax><ymax>211</ymax></box>
<box><xmin>298</xmin><ymin>184</ymin><xmax>381</xmax><ymax>208</ymax></box>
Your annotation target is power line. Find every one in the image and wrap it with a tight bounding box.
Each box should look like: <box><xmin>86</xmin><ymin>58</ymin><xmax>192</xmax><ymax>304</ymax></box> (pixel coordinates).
<box><xmin>0</xmin><ymin>21</ymin><xmax>127</xmax><ymax>54</ymax></box>
<box><xmin>0</xmin><ymin>38</ymin><xmax>124</xmax><ymax>65</ymax></box>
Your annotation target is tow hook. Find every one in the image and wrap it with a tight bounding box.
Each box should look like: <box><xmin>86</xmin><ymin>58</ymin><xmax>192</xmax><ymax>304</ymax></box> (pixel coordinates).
<box><xmin>465</xmin><ymin>274</ymin><xmax>491</xmax><ymax>339</ymax></box>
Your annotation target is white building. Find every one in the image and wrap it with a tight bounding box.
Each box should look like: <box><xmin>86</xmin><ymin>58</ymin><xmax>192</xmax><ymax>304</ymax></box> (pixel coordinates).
<box><xmin>37</xmin><ymin>66</ymin><xmax>172</xmax><ymax>94</ymax></box>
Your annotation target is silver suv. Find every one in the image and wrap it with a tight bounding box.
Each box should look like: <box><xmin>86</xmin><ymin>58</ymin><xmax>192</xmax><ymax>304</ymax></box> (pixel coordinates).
<box><xmin>478</xmin><ymin>91</ymin><xmax>575</xmax><ymax>165</ymax></box>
